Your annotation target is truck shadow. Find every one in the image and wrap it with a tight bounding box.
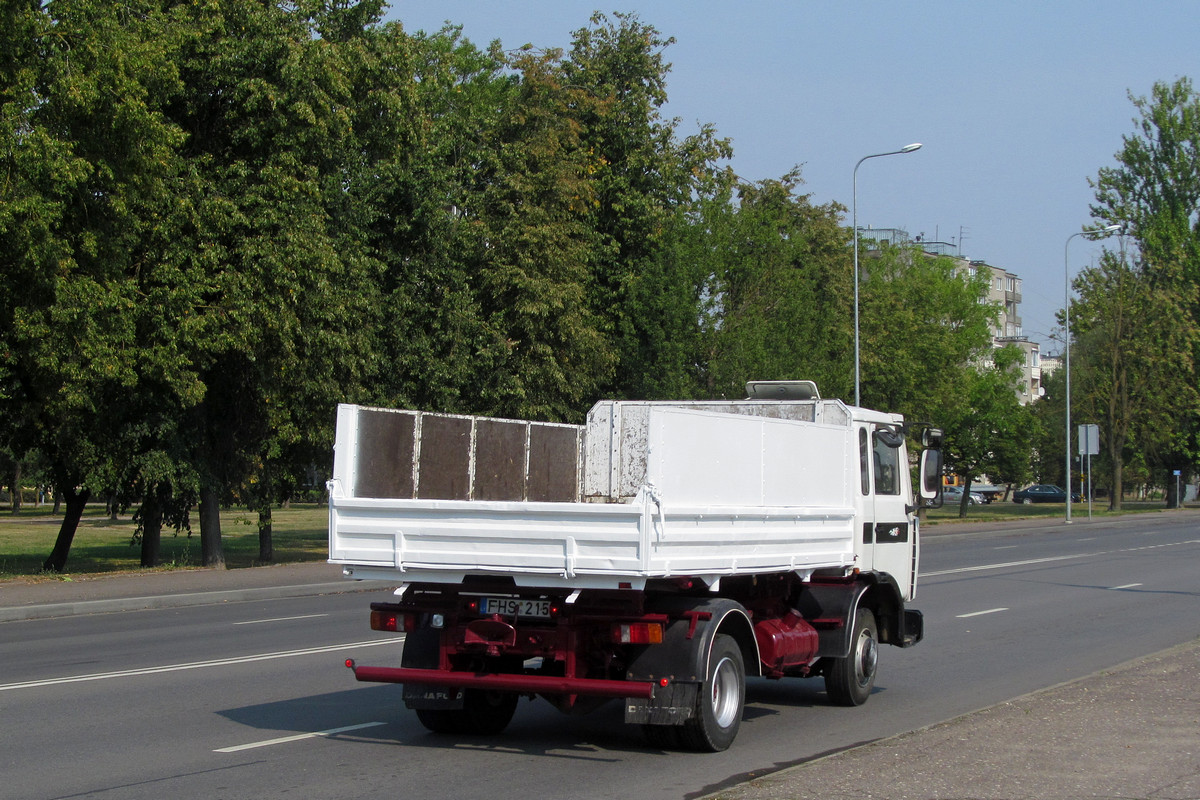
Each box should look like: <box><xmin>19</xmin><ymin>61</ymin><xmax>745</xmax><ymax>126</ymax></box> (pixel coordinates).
<box><xmin>218</xmin><ymin>686</ymin><xmax>650</xmax><ymax>759</ymax></box>
<box><xmin>215</xmin><ymin>679</ymin><xmax>851</xmax><ymax>757</ymax></box>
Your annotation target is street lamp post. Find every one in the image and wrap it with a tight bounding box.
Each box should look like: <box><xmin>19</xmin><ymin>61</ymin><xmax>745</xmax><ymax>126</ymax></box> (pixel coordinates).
<box><xmin>1063</xmin><ymin>224</ymin><xmax>1122</xmax><ymax>523</ymax></box>
<box><xmin>853</xmin><ymin>143</ymin><xmax>922</xmax><ymax>407</ymax></box>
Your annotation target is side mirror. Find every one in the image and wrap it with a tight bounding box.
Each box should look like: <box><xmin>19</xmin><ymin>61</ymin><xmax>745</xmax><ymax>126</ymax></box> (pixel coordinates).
<box><xmin>875</xmin><ymin>426</ymin><xmax>905</xmax><ymax>448</ymax></box>
<box><xmin>921</xmin><ymin>427</ymin><xmax>943</xmax><ymax>448</ymax></box>
<box><xmin>918</xmin><ymin>448</ymin><xmax>943</xmax><ymax>507</ymax></box>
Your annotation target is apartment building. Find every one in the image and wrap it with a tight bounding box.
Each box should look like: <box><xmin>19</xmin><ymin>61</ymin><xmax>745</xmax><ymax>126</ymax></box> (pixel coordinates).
<box><xmin>975</xmin><ymin>260</ymin><xmax>1042</xmax><ymax>404</ymax></box>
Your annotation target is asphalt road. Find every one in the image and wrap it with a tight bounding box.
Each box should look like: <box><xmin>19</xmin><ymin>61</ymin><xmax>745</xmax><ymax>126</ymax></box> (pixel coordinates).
<box><xmin>2</xmin><ymin>512</ymin><xmax>1198</xmax><ymax>800</ymax></box>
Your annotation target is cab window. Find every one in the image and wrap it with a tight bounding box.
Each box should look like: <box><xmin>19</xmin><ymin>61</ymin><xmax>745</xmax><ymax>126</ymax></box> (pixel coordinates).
<box><xmin>859</xmin><ymin>428</ymin><xmax>870</xmax><ymax>495</ymax></box>
<box><xmin>873</xmin><ymin>431</ymin><xmax>900</xmax><ymax>496</ymax></box>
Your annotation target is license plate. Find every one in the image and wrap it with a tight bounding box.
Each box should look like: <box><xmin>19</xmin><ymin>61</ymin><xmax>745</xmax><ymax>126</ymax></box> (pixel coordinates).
<box><xmin>479</xmin><ymin>596</ymin><xmax>551</xmax><ymax>618</ymax></box>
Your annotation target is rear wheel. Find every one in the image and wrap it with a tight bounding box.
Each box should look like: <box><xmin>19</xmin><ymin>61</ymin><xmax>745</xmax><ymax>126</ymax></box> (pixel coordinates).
<box><xmin>642</xmin><ymin>724</ymin><xmax>681</xmax><ymax>750</ymax></box>
<box><xmin>1022</xmin><ymin>497</ymin><xmax>1033</xmax><ymax>505</ymax></box>
<box><xmin>415</xmin><ymin>689</ymin><xmax>518</xmax><ymax>735</ymax></box>
<box><xmin>414</xmin><ymin>707</ymin><xmax>462</xmax><ymax>734</ymax></box>
<box><xmin>825</xmin><ymin>607</ymin><xmax>878</xmax><ymax>706</ymax></box>
<box><xmin>679</xmin><ymin>634</ymin><xmax>744</xmax><ymax>752</ymax></box>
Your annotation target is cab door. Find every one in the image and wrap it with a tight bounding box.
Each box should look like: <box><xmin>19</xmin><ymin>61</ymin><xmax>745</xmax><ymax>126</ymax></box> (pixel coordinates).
<box><xmin>866</xmin><ymin>424</ymin><xmax>916</xmax><ymax>600</ymax></box>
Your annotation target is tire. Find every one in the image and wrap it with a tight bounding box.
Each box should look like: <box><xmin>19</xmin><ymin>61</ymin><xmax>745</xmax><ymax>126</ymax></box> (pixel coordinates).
<box><xmin>1022</xmin><ymin>497</ymin><xmax>1033</xmax><ymax>505</ymax></box>
<box><xmin>642</xmin><ymin>724</ymin><xmax>681</xmax><ymax>750</ymax></box>
<box><xmin>825</xmin><ymin>607</ymin><xmax>878</xmax><ymax>707</ymax></box>
<box><xmin>415</xmin><ymin>689</ymin><xmax>518</xmax><ymax>736</ymax></box>
<box><xmin>679</xmin><ymin>634</ymin><xmax>745</xmax><ymax>752</ymax></box>
<box><xmin>415</xmin><ymin>707</ymin><xmax>464</xmax><ymax>735</ymax></box>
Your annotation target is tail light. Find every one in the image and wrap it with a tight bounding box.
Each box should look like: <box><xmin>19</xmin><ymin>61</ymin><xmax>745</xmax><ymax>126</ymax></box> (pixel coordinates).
<box><xmin>612</xmin><ymin>622</ymin><xmax>664</xmax><ymax>645</ymax></box>
<box><xmin>371</xmin><ymin>609</ymin><xmax>417</xmax><ymax>632</ymax></box>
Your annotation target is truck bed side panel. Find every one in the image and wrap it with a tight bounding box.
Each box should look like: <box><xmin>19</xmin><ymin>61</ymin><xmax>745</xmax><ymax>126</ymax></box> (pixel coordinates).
<box><xmin>330</xmin><ymin>403</ymin><xmax>857</xmax><ymax>588</ymax></box>
<box><xmin>328</xmin><ymin>494</ymin><xmax>854</xmax><ymax>588</ymax></box>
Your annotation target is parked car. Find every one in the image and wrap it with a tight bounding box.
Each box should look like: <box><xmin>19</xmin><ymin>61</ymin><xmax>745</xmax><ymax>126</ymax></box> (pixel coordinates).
<box><xmin>944</xmin><ymin>485</ymin><xmax>985</xmax><ymax>505</ymax></box>
<box><xmin>1012</xmin><ymin>484</ymin><xmax>1081</xmax><ymax>504</ymax></box>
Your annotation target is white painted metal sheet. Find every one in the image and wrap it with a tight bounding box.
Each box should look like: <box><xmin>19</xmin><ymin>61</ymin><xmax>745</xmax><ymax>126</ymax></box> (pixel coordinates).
<box><xmin>643</xmin><ymin>407</ymin><xmax>852</xmax><ymax>507</ymax></box>
<box><xmin>330</xmin><ymin>400</ymin><xmax>862</xmax><ymax>589</ymax></box>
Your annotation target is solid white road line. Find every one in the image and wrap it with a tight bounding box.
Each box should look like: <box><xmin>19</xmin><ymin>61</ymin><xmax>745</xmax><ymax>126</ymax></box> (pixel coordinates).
<box><xmin>1110</xmin><ymin>583</ymin><xmax>1144</xmax><ymax>590</ymax></box>
<box><xmin>233</xmin><ymin>614</ymin><xmax>330</xmax><ymax>625</ymax></box>
<box><xmin>956</xmin><ymin>608</ymin><xmax>1009</xmax><ymax>618</ymax></box>
<box><xmin>214</xmin><ymin>722</ymin><xmax>388</xmax><ymax>753</ymax></box>
<box><xmin>924</xmin><ymin>553</ymin><xmax>1087</xmax><ymax>577</ymax></box>
<box><xmin>923</xmin><ymin>539</ymin><xmax>1200</xmax><ymax>579</ymax></box>
<box><xmin>0</xmin><ymin>638</ymin><xmax>398</xmax><ymax>692</ymax></box>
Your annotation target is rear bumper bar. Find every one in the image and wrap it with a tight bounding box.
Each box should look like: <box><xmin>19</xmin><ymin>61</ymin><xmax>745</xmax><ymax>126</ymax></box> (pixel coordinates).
<box><xmin>346</xmin><ymin>661</ymin><xmax>656</xmax><ymax>699</ymax></box>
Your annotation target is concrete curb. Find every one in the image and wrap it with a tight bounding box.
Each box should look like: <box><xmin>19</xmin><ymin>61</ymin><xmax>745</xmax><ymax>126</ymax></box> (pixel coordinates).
<box><xmin>0</xmin><ymin>578</ymin><xmax>395</xmax><ymax>623</ymax></box>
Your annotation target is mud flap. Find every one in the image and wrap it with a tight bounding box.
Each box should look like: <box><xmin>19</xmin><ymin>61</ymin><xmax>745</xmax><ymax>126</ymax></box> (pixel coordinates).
<box><xmin>625</xmin><ymin>683</ymin><xmax>699</xmax><ymax>725</ymax></box>
<box><xmin>400</xmin><ymin>628</ymin><xmax>465</xmax><ymax>711</ymax></box>
<box><xmin>621</xmin><ymin>597</ymin><xmax>754</xmax><ymax>726</ymax></box>
<box><xmin>900</xmin><ymin>609</ymin><xmax>924</xmax><ymax>647</ymax></box>
<box><xmin>403</xmin><ymin>684</ymin><xmax>465</xmax><ymax>709</ymax></box>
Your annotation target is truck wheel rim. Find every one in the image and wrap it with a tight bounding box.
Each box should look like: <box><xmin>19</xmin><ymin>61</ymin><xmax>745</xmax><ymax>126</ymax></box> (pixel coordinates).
<box><xmin>711</xmin><ymin>656</ymin><xmax>741</xmax><ymax>728</ymax></box>
<box><xmin>855</xmin><ymin>631</ymin><xmax>878</xmax><ymax>686</ymax></box>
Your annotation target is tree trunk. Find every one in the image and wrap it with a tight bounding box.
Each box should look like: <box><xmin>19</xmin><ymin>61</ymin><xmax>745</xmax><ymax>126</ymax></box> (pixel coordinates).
<box><xmin>957</xmin><ymin>476</ymin><xmax>974</xmax><ymax>519</ymax></box>
<box><xmin>1110</xmin><ymin>456</ymin><xmax>1124</xmax><ymax>511</ymax></box>
<box><xmin>1165</xmin><ymin>471</ymin><xmax>1181</xmax><ymax>509</ymax></box>
<box><xmin>140</xmin><ymin>493</ymin><xmax>163</xmax><ymax>568</ymax></box>
<box><xmin>258</xmin><ymin>503</ymin><xmax>273</xmax><ymax>563</ymax></box>
<box><xmin>42</xmin><ymin>487</ymin><xmax>90</xmax><ymax>572</ymax></box>
<box><xmin>10</xmin><ymin>461</ymin><xmax>21</xmax><ymax>513</ymax></box>
<box><xmin>199</xmin><ymin>487</ymin><xmax>225</xmax><ymax>568</ymax></box>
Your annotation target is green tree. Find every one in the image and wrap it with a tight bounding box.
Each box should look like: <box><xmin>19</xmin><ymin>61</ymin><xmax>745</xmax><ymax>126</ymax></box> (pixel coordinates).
<box><xmin>940</xmin><ymin>347</ymin><xmax>1034</xmax><ymax>517</ymax></box>
<box><xmin>561</xmin><ymin>12</ymin><xmax>731</xmax><ymax>400</ymax></box>
<box><xmin>464</xmin><ymin>45</ymin><xmax>615</xmax><ymax>420</ymax></box>
<box><xmin>1070</xmin><ymin>247</ymin><xmax>1197</xmax><ymax>509</ymax></box>
<box><xmin>857</xmin><ymin>246</ymin><xmax>997</xmax><ymax>421</ymax></box>
<box><xmin>364</xmin><ymin>25</ymin><xmax>501</xmax><ymax>414</ymax></box>
<box><xmin>1087</xmin><ymin>77</ymin><xmax>1200</xmax><ymax>506</ymax></box>
<box><xmin>160</xmin><ymin>0</ymin><xmax>385</xmax><ymax>564</ymax></box>
<box><xmin>1</xmin><ymin>0</ymin><xmax>190</xmax><ymax>571</ymax></box>
<box><xmin>1029</xmin><ymin>366</ymin><xmax>1067</xmax><ymax>487</ymax></box>
<box><xmin>701</xmin><ymin>170</ymin><xmax>852</xmax><ymax>399</ymax></box>
<box><xmin>1092</xmin><ymin>79</ymin><xmax>1200</xmax><ymax>288</ymax></box>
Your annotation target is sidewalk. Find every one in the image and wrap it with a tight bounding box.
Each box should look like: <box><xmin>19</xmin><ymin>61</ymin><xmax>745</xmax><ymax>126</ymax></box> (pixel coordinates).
<box><xmin>4</xmin><ymin>521</ymin><xmax>1199</xmax><ymax>799</ymax></box>
<box><xmin>705</xmin><ymin>638</ymin><xmax>1200</xmax><ymax>800</ymax></box>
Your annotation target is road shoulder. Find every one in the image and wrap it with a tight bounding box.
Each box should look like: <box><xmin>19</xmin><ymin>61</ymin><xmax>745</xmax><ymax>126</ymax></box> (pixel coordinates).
<box><xmin>705</xmin><ymin>637</ymin><xmax>1200</xmax><ymax>800</ymax></box>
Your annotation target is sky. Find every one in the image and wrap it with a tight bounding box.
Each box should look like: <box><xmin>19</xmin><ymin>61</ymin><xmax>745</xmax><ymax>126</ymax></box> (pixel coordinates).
<box><xmin>384</xmin><ymin>0</ymin><xmax>1199</xmax><ymax>354</ymax></box>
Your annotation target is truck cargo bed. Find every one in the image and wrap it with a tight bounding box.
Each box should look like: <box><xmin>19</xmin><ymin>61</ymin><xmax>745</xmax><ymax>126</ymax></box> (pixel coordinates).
<box><xmin>328</xmin><ymin>402</ymin><xmax>859</xmax><ymax>589</ymax></box>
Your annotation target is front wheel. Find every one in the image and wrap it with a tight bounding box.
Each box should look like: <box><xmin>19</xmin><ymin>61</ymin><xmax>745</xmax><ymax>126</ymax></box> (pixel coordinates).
<box><xmin>825</xmin><ymin>607</ymin><xmax>878</xmax><ymax>706</ymax></box>
<box><xmin>1022</xmin><ymin>497</ymin><xmax>1033</xmax><ymax>505</ymax></box>
<box><xmin>679</xmin><ymin>634</ymin><xmax>745</xmax><ymax>752</ymax></box>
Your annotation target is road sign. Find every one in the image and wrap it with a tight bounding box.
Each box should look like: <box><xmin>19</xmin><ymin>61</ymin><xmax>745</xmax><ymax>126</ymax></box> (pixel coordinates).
<box><xmin>1078</xmin><ymin>424</ymin><xmax>1099</xmax><ymax>456</ymax></box>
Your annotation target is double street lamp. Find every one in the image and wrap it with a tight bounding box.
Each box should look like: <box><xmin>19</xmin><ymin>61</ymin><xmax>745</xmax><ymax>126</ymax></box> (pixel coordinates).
<box><xmin>853</xmin><ymin>143</ymin><xmax>923</xmax><ymax>407</ymax></box>
<box><xmin>1063</xmin><ymin>224</ymin><xmax>1122</xmax><ymax>523</ymax></box>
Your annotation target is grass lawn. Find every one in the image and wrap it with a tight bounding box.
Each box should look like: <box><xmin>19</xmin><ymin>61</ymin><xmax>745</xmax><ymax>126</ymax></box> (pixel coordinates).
<box><xmin>0</xmin><ymin>503</ymin><xmax>329</xmax><ymax>580</ymax></box>
<box><xmin>924</xmin><ymin>498</ymin><xmax>1181</xmax><ymax>524</ymax></box>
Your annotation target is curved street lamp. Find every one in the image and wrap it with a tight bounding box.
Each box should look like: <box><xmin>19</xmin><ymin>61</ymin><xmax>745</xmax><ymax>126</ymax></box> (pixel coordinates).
<box><xmin>1063</xmin><ymin>223</ymin><xmax>1122</xmax><ymax>523</ymax></box>
<box><xmin>853</xmin><ymin>143</ymin><xmax>922</xmax><ymax>407</ymax></box>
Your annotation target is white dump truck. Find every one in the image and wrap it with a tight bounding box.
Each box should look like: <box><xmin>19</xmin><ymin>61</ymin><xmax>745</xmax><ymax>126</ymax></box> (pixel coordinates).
<box><xmin>329</xmin><ymin>380</ymin><xmax>943</xmax><ymax>751</ymax></box>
